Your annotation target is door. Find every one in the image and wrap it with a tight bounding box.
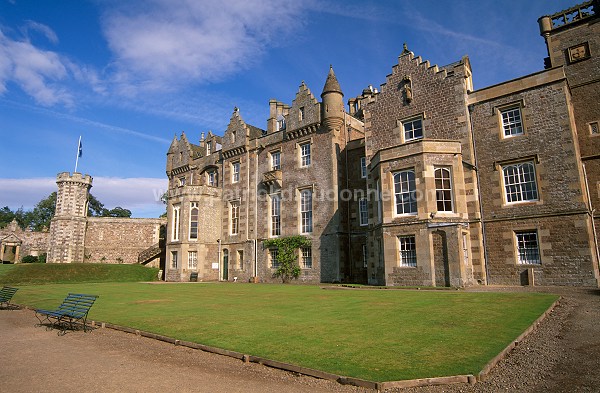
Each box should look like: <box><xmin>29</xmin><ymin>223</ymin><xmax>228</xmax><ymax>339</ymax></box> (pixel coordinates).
<box><xmin>222</xmin><ymin>249</ymin><xmax>229</xmax><ymax>281</ymax></box>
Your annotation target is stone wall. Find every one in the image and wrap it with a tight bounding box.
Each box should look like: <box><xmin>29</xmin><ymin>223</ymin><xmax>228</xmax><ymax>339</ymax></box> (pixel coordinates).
<box><xmin>0</xmin><ymin>221</ymin><xmax>49</xmax><ymax>263</ymax></box>
<box><xmin>84</xmin><ymin>217</ymin><xmax>165</xmax><ymax>264</ymax></box>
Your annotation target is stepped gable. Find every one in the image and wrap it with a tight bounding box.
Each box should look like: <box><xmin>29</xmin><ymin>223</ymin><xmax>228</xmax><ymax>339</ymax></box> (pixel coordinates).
<box><xmin>286</xmin><ymin>81</ymin><xmax>320</xmax><ymax>131</ymax></box>
<box><xmin>222</xmin><ymin>107</ymin><xmax>265</xmax><ymax>158</ymax></box>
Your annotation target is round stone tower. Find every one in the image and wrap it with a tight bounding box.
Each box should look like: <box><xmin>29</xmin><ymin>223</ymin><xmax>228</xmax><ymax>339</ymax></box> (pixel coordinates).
<box><xmin>47</xmin><ymin>172</ymin><xmax>93</xmax><ymax>263</ymax></box>
<box><xmin>321</xmin><ymin>65</ymin><xmax>345</xmax><ymax>132</ymax></box>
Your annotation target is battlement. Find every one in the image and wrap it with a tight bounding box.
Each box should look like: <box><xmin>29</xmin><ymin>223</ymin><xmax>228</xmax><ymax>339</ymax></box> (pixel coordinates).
<box><xmin>539</xmin><ymin>0</ymin><xmax>597</xmax><ymax>34</ymax></box>
<box><xmin>56</xmin><ymin>172</ymin><xmax>93</xmax><ymax>185</ymax></box>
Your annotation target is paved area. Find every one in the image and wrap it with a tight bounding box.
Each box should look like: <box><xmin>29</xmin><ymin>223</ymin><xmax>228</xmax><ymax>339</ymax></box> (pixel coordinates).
<box><xmin>1</xmin><ymin>286</ymin><xmax>598</xmax><ymax>392</ymax></box>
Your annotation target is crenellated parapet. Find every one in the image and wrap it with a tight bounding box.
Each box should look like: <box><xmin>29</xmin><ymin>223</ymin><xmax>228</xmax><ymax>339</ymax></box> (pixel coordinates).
<box><xmin>539</xmin><ymin>0</ymin><xmax>596</xmax><ymax>34</ymax></box>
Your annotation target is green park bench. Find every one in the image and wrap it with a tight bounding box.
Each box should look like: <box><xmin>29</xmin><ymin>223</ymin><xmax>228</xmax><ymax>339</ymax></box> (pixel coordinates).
<box><xmin>35</xmin><ymin>293</ymin><xmax>99</xmax><ymax>335</ymax></box>
<box><xmin>0</xmin><ymin>286</ymin><xmax>19</xmax><ymax>309</ymax></box>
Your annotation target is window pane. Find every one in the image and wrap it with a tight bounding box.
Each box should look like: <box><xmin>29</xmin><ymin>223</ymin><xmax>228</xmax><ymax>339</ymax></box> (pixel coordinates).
<box><xmin>271</xmin><ymin>194</ymin><xmax>281</xmax><ymax>237</ymax></box>
<box><xmin>501</xmin><ymin>107</ymin><xmax>523</xmax><ymax>137</ymax></box>
<box><xmin>434</xmin><ymin>168</ymin><xmax>453</xmax><ymax>212</ymax></box>
<box><xmin>398</xmin><ymin>236</ymin><xmax>417</xmax><ymax>267</ymax></box>
<box><xmin>403</xmin><ymin>118</ymin><xmax>423</xmax><ymax>141</ymax></box>
<box><xmin>516</xmin><ymin>231</ymin><xmax>541</xmax><ymax>265</ymax></box>
<box><xmin>302</xmin><ymin>247</ymin><xmax>312</xmax><ymax>268</ymax></box>
<box><xmin>503</xmin><ymin>162</ymin><xmax>538</xmax><ymax>203</ymax></box>
<box><xmin>394</xmin><ymin>170</ymin><xmax>417</xmax><ymax>214</ymax></box>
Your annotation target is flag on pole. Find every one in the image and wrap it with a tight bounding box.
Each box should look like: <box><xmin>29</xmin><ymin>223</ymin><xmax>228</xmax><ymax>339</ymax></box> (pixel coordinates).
<box><xmin>75</xmin><ymin>135</ymin><xmax>82</xmax><ymax>173</ymax></box>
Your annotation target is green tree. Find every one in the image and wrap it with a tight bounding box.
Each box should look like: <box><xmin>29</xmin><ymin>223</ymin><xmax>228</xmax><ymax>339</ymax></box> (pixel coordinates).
<box><xmin>0</xmin><ymin>206</ymin><xmax>16</xmax><ymax>228</ymax></box>
<box><xmin>26</xmin><ymin>192</ymin><xmax>57</xmax><ymax>231</ymax></box>
<box><xmin>263</xmin><ymin>236</ymin><xmax>311</xmax><ymax>283</ymax></box>
<box><xmin>103</xmin><ymin>207</ymin><xmax>132</xmax><ymax>217</ymax></box>
<box><xmin>88</xmin><ymin>194</ymin><xmax>105</xmax><ymax>217</ymax></box>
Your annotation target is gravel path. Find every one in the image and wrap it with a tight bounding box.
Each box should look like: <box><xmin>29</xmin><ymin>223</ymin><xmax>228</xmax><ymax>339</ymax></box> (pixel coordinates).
<box><xmin>0</xmin><ymin>286</ymin><xmax>598</xmax><ymax>392</ymax></box>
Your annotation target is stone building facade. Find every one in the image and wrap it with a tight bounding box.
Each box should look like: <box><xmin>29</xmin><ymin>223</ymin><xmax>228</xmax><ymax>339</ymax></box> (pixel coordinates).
<box><xmin>165</xmin><ymin>1</ymin><xmax>599</xmax><ymax>287</ymax></box>
<box><xmin>0</xmin><ymin>172</ymin><xmax>166</xmax><ymax>267</ymax></box>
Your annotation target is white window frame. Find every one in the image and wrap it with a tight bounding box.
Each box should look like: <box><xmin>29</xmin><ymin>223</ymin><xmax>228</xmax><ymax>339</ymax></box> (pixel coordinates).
<box><xmin>171</xmin><ymin>251</ymin><xmax>178</xmax><ymax>268</ymax></box>
<box><xmin>207</xmin><ymin>171</ymin><xmax>216</xmax><ymax>187</ymax></box>
<box><xmin>434</xmin><ymin>167</ymin><xmax>453</xmax><ymax>212</ymax></box>
<box><xmin>271</xmin><ymin>150</ymin><xmax>281</xmax><ymax>171</ymax></box>
<box><xmin>500</xmin><ymin>106</ymin><xmax>524</xmax><ymax>138</ymax></box>
<box><xmin>300</xmin><ymin>142</ymin><xmax>311</xmax><ymax>167</ymax></box>
<box><xmin>171</xmin><ymin>204</ymin><xmax>181</xmax><ymax>241</ymax></box>
<box><xmin>189</xmin><ymin>202</ymin><xmax>198</xmax><ymax>240</ymax></box>
<box><xmin>300</xmin><ymin>189</ymin><xmax>313</xmax><ymax>233</ymax></box>
<box><xmin>589</xmin><ymin>121</ymin><xmax>599</xmax><ymax>136</ymax></box>
<box><xmin>515</xmin><ymin>230</ymin><xmax>541</xmax><ymax>265</ymax></box>
<box><xmin>270</xmin><ymin>249</ymin><xmax>279</xmax><ymax>268</ymax></box>
<box><xmin>360</xmin><ymin>157</ymin><xmax>367</xmax><ymax>178</ymax></box>
<box><xmin>393</xmin><ymin>170</ymin><xmax>417</xmax><ymax>215</ymax></box>
<box><xmin>301</xmin><ymin>247</ymin><xmax>312</xmax><ymax>269</ymax></box>
<box><xmin>207</xmin><ymin>142</ymin><xmax>212</xmax><ymax>155</ymax></box>
<box><xmin>270</xmin><ymin>193</ymin><xmax>281</xmax><ymax>237</ymax></box>
<box><xmin>359</xmin><ymin>198</ymin><xmax>368</xmax><ymax>226</ymax></box>
<box><xmin>187</xmin><ymin>251</ymin><xmax>197</xmax><ymax>269</ymax></box>
<box><xmin>502</xmin><ymin>161</ymin><xmax>539</xmax><ymax>204</ymax></box>
<box><xmin>232</xmin><ymin>161</ymin><xmax>240</xmax><ymax>183</ymax></box>
<box><xmin>230</xmin><ymin>200</ymin><xmax>240</xmax><ymax>235</ymax></box>
<box><xmin>398</xmin><ymin>235</ymin><xmax>417</xmax><ymax>267</ymax></box>
<box><xmin>402</xmin><ymin>117</ymin><xmax>423</xmax><ymax>142</ymax></box>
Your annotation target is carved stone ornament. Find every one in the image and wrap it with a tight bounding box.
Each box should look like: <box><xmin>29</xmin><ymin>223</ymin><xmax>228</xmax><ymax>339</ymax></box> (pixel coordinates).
<box><xmin>401</xmin><ymin>75</ymin><xmax>412</xmax><ymax>104</ymax></box>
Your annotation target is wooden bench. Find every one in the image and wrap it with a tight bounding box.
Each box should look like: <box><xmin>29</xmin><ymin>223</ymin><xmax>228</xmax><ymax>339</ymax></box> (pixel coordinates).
<box><xmin>0</xmin><ymin>286</ymin><xmax>18</xmax><ymax>309</ymax></box>
<box><xmin>35</xmin><ymin>293</ymin><xmax>99</xmax><ymax>335</ymax></box>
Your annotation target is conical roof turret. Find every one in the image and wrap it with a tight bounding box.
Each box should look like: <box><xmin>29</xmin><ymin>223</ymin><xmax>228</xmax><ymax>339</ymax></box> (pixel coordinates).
<box><xmin>321</xmin><ymin>65</ymin><xmax>343</xmax><ymax>97</ymax></box>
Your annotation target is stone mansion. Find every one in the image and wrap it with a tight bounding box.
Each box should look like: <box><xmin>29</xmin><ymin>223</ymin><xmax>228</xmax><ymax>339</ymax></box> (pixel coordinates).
<box><xmin>163</xmin><ymin>1</ymin><xmax>600</xmax><ymax>286</ymax></box>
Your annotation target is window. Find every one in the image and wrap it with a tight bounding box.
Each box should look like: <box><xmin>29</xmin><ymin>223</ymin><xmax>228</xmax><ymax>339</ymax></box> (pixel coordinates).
<box><xmin>171</xmin><ymin>204</ymin><xmax>180</xmax><ymax>241</ymax></box>
<box><xmin>434</xmin><ymin>168</ymin><xmax>453</xmax><ymax>212</ymax></box>
<box><xmin>276</xmin><ymin>115</ymin><xmax>286</xmax><ymax>131</ymax></box>
<box><xmin>230</xmin><ymin>201</ymin><xmax>240</xmax><ymax>235</ymax></box>
<box><xmin>207</xmin><ymin>171</ymin><xmax>217</xmax><ymax>187</ymax></box>
<box><xmin>301</xmin><ymin>247</ymin><xmax>312</xmax><ymax>269</ymax></box>
<box><xmin>462</xmin><ymin>233</ymin><xmax>469</xmax><ymax>266</ymax></box>
<box><xmin>299</xmin><ymin>107</ymin><xmax>305</xmax><ymax>121</ymax></box>
<box><xmin>359</xmin><ymin>198</ymin><xmax>368</xmax><ymax>226</ymax></box>
<box><xmin>270</xmin><ymin>249</ymin><xmax>279</xmax><ymax>268</ymax></box>
<box><xmin>237</xmin><ymin>250</ymin><xmax>244</xmax><ymax>270</ymax></box>
<box><xmin>360</xmin><ymin>157</ymin><xmax>367</xmax><ymax>178</ymax></box>
<box><xmin>188</xmin><ymin>251</ymin><xmax>197</xmax><ymax>269</ymax></box>
<box><xmin>516</xmin><ymin>231</ymin><xmax>541</xmax><ymax>265</ymax></box>
<box><xmin>300</xmin><ymin>189</ymin><xmax>313</xmax><ymax>233</ymax></box>
<box><xmin>232</xmin><ymin>161</ymin><xmax>240</xmax><ymax>183</ymax></box>
<box><xmin>300</xmin><ymin>142</ymin><xmax>311</xmax><ymax>167</ymax></box>
<box><xmin>270</xmin><ymin>194</ymin><xmax>281</xmax><ymax>237</ymax></box>
<box><xmin>207</xmin><ymin>142</ymin><xmax>212</xmax><ymax>155</ymax></box>
<box><xmin>393</xmin><ymin>170</ymin><xmax>417</xmax><ymax>215</ymax></box>
<box><xmin>502</xmin><ymin>161</ymin><xmax>538</xmax><ymax>203</ymax></box>
<box><xmin>231</xmin><ymin>130</ymin><xmax>236</xmax><ymax>143</ymax></box>
<box><xmin>398</xmin><ymin>236</ymin><xmax>417</xmax><ymax>267</ymax></box>
<box><xmin>500</xmin><ymin>107</ymin><xmax>523</xmax><ymax>137</ymax></box>
<box><xmin>171</xmin><ymin>251</ymin><xmax>178</xmax><ymax>268</ymax></box>
<box><xmin>362</xmin><ymin>244</ymin><xmax>368</xmax><ymax>268</ymax></box>
<box><xmin>403</xmin><ymin>118</ymin><xmax>423</xmax><ymax>141</ymax></box>
<box><xmin>189</xmin><ymin>202</ymin><xmax>198</xmax><ymax>240</ymax></box>
<box><xmin>590</xmin><ymin>121</ymin><xmax>599</xmax><ymax>135</ymax></box>
<box><xmin>271</xmin><ymin>151</ymin><xmax>281</xmax><ymax>170</ymax></box>
<box><xmin>178</xmin><ymin>177</ymin><xmax>186</xmax><ymax>186</ymax></box>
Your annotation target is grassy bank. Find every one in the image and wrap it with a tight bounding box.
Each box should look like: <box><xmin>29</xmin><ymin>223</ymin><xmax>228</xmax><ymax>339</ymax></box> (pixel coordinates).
<box><xmin>0</xmin><ymin>263</ymin><xmax>159</xmax><ymax>285</ymax></box>
<box><xmin>11</xmin><ymin>282</ymin><xmax>557</xmax><ymax>382</ymax></box>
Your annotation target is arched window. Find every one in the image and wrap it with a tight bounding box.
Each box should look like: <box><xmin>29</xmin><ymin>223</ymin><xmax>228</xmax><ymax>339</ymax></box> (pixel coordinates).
<box><xmin>502</xmin><ymin>162</ymin><xmax>538</xmax><ymax>203</ymax></box>
<box><xmin>189</xmin><ymin>202</ymin><xmax>198</xmax><ymax>240</ymax></box>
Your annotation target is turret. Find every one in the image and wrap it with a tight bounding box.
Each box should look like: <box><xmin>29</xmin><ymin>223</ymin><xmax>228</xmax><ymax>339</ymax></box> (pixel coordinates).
<box><xmin>321</xmin><ymin>66</ymin><xmax>344</xmax><ymax>132</ymax></box>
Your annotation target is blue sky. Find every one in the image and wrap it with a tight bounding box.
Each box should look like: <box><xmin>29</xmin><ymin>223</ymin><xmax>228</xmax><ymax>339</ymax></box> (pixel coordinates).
<box><xmin>0</xmin><ymin>0</ymin><xmax>577</xmax><ymax>217</ymax></box>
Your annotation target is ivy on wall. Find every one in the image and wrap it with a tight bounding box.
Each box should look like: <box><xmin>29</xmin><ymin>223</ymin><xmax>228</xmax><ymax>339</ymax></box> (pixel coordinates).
<box><xmin>263</xmin><ymin>236</ymin><xmax>311</xmax><ymax>283</ymax></box>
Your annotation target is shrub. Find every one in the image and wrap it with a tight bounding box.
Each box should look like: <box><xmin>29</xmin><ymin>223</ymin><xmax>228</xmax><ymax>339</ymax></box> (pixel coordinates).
<box><xmin>21</xmin><ymin>255</ymin><xmax>39</xmax><ymax>263</ymax></box>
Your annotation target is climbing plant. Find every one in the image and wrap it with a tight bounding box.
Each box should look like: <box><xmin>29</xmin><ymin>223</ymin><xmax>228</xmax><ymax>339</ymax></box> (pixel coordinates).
<box><xmin>263</xmin><ymin>236</ymin><xmax>311</xmax><ymax>283</ymax></box>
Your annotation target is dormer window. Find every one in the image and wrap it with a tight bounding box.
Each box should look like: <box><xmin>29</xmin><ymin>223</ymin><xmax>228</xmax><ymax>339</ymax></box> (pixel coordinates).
<box><xmin>276</xmin><ymin>114</ymin><xmax>286</xmax><ymax>131</ymax></box>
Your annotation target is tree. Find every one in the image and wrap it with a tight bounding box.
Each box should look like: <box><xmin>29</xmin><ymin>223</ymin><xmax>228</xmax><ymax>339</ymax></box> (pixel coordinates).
<box><xmin>26</xmin><ymin>192</ymin><xmax>57</xmax><ymax>231</ymax></box>
<box><xmin>0</xmin><ymin>206</ymin><xmax>16</xmax><ymax>228</ymax></box>
<box><xmin>103</xmin><ymin>207</ymin><xmax>132</xmax><ymax>217</ymax></box>
<box><xmin>263</xmin><ymin>236</ymin><xmax>311</xmax><ymax>283</ymax></box>
<box><xmin>88</xmin><ymin>194</ymin><xmax>105</xmax><ymax>217</ymax></box>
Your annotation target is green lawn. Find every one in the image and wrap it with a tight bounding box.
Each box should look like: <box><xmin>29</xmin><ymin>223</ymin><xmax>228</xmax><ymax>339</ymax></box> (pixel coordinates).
<box><xmin>9</xmin><ymin>282</ymin><xmax>557</xmax><ymax>382</ymax></box>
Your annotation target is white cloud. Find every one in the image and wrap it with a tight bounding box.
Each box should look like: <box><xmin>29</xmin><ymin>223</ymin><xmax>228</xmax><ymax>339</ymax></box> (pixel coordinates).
<box><xmin>101</xmin><ymin>0</ymin><xmax>308</xmax><ymax>92</ymax></box>
<box><xmin>0</xmin><ymin>177</ymin><xmax>168</xmax><ymax>218</ymax></box>
<box><xmin>22</xmin><ymin>20</ymin><xmax>59</xmax><ymax>45</ymax></box>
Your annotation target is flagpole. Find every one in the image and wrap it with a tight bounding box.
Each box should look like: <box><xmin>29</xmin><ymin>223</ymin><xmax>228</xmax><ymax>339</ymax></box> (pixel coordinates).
<box><xmin>74</xmin><ymin>135</ymin><xmax>82</xmax><ymax>173</ymax></box>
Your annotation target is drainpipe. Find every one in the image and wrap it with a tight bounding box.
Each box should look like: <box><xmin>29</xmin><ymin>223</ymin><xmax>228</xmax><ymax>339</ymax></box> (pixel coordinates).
<box><xmin>254</xmin><ymin>148</ymin><xmax>259</xmax><ymax>280</ymax></box>
<box><xmin>583</xmin><ymin>164</ymin><xmax>600</xmax><ymax>268</ymax></box>
<box><xmin>468</xmin><ymin>104</ymin><xmax>490</xmax><ymax>285</ymax></box>
<box><xmin>217</xmin><ymin>239</ymin><xmax>221</xmax><ymax>281</ymax></box>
